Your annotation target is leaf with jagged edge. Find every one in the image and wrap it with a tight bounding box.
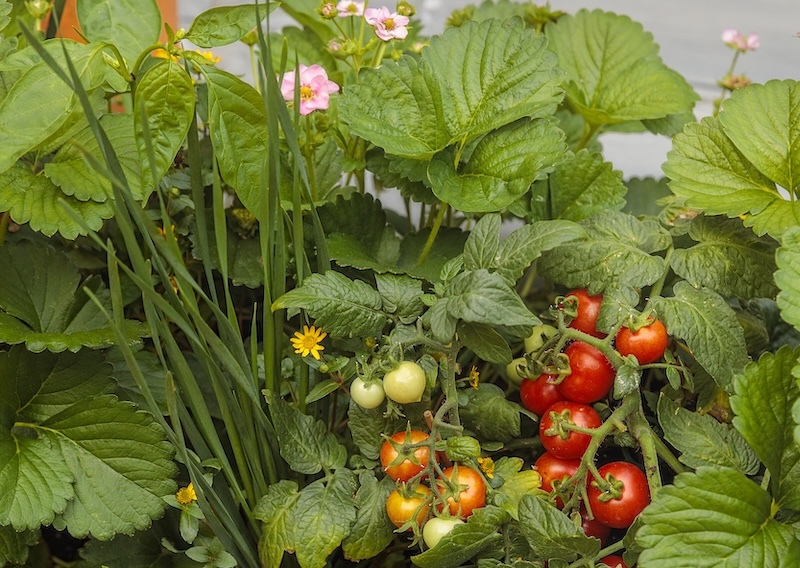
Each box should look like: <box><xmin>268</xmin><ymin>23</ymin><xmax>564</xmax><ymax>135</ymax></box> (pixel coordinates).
<box><xmin>671</xmin><ymin>215</ymin><xmax>779</xmax><ymax>299</ymax></box>
<box><xmin>0</xmin><ymin>525</ymin><xmax>39</xmax><ymax>566</ymax></box>
<box><xmin>546</xmin><ymin>9</ymin><xmax>698</xmax><ymax>126</ymax></box>
<box><xmin>0</xmin><ymin>164</ymin><xmax>113</xmax><ymax>239</ymax></box>
<box><xmin>0</xmin><ymin>240</ymin><xmax>147</xmax><ymax>352</ymax></box>
<box><xmin>342</xmin><ymin>473</ymin><xmax>395</xmax><ymax>562</ymax></box>
<box><xmin>637</xmin><ymin>467</ymin><xmax>800</xmax><ymax>567</ymax></box>
<box><xmin>776</xmin><ymin>227</ymin><xmax>800</xmax><ymax>333</ymax></box>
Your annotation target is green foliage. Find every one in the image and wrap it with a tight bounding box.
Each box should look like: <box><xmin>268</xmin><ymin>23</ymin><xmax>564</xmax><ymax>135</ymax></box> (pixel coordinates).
<box><xmin>637</xmin><ymin>467</ymin><xmax>800</xmax><ymax>567</ymax></box>
<box><xmin>0</xmin><ymin>526</ymin><xmax>38</xmax><ymax>567</ymax></box>
<box><xmin>730</xmin><ymin>346</ymin><xmax>800</xmax><ymax>510</ymax></box>
<box><xmin>459</xmin><ymin>383</ymin><xmax>522</xmax><ymax>443</ymax></box>
<box><xmin>0</xmin><ymin>240</ymin><xmax>147</xmax><ymax>352</ymax></box>
<box><xmin>187</xmin><ymin>3</ymin><xmax>278</xmax><ymax>48</ymax></box>
<box><xmin>0</xmin><ymin>346</ymin><xmax>176</xmax><ymax>539</ymax></box>
<box><xmin>254</xmin><ymin>480</ymin><xmax>299</xmax><ymax>568</ymax></box>
<box><xmin>342</xmin><ymin>473</ymin><xmax>395</xmax><ymax>562</ymax></box>
<box><xmin>517</xmin><ymin>495</ymin><xmax>599</xmax><ymax>562</ymax></box>
<box><xmin>657</xmin><ymin>395</ymin><xmax>759</xmax><ymax>474</ymax></box>
<box><xmin>665</xmin><ymin>80</ymin><xmax>800</xmax><ymax>239</ymax></box>
<box><xmin>530</xmin><ymin>150</ymin><xmax>627</xmax><ymax>221</ymax></box>
<box><xmin>775</xmin><ymin>226</ymin><xmax>800</xmax><ymax>333</ymax></box>
<box><xmin>651</xmin><ymin>283</ymin><xmax>749</xmax><ymax>393</ymax></box>
<box><xmin>546</xmin><ymin>9</ymin><xmax>698</xmax><ymax>127</ymax></box>
<box><xmin>76</xmin><ymin>0</ymin><xmax>161</xmax><ymax>64</ymax></box>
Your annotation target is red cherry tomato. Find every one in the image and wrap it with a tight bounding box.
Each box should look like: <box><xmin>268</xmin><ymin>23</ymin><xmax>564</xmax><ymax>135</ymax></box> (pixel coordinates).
<box><xmin>533</xmin><ymin>452</ymin><xmax>581</xmax><ymax>508</ymax></box>
<box><xmin>520</xmin><ymin>373</ymin><xmax>565</xmax><ymax>416</ymax></box>
<box><xmin>588</xmin><ymin>461</ymin><xmax>650</xmax><ymax>529</ymax></box>
<box><xmin>557</xmin><ymin>341</ymin><xmax>615</xmax><ymax>404</ymax></box>
<box><xmin>581</xmin><ymin>509</ymin><xmax>612</xmax><ymax>546</ymax></box>
<box><xmin>539</xmin><ymin>400</ymin><xmax>602</xmax><ymax>460</ymax></box>
<box><xmin>566</xmin><ymin>289</ymin><xmax>606</xmax><ymax>338</ymax></box>
<box><xmin>600</xmin><ymin>555</ymin><xmax>628</xmax><ymax>568</ymax></box>
<box><xmin>380</xmin><ymin>429</ymin><xmax>431</xmax><ymax>482</ymax></box>
<box><xmin>386</xmin><ymin>484</ymin><xmax>431</xmax><ymax>529</ymax></box>
<box><xmin>438</xmin><ymin>465</ymin><xmax>486</xmax><ymax>518</ymax></box>
<box><xmin>615</xmin><ymin>319</ymin><xmax>668</xmax><ymax>364</ymax></box>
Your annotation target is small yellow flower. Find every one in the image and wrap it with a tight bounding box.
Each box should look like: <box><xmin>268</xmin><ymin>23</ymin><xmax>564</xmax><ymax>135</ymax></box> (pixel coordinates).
<box><xmin>291</xmin><ymin>325</ymin><xmax>327</xmax><ymax>360</ymax></box>
<box><xmin>469</xmin><ymin>366</ymin><xmax>480</xmax><ymax>389</ymax></box>
<box><xmin>194</xmin><ymin>49</ymin><xmax>221</xmax><ymax>63</ymax></box>
<box><xmin>176</xmin><ymin>482</ymin><xmax>197</xmax><ymax>505</ymax></box>
<box><xmin>477</xmin><ymin>456</ymin><xmax>495</xmax><ymax>479</ymax></box>
<box><xmin>151</xmin><ymin>48</ymin><xmax>179</xmax><ymax>62</ymax></box>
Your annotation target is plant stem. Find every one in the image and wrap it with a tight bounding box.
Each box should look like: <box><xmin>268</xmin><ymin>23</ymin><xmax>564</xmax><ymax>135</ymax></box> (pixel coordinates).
<box><xmin>0</xmin><ymin>212</ymin><xmax>8</xmax><ymax>246</ymax></box>
<box><xmin>417</xmin><ymin>203</ymin><xmax>447</xmax><ymax>266</ymax></box>
<box><xmin>648</xmin><ymin>246</ymin><xmax>673</xmax><ymax>301</ymax></box>
<box><xmin>627</xmin><ymin>405</ymin><xmax>663</xmax><ymax>497</ymax></box>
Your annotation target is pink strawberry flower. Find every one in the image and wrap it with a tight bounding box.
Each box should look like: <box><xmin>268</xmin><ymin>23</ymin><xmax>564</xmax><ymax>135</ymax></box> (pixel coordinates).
<box><xmin>337</xmin><ymin>1</ymin><xmax>364</xmax><ymax>17</ymax></box>
<box><xmin>279</xmin><ymin>64</ymin><xmax>340</xmax><ymax>116</ymax></box>
<box><xmin>365</xmin><ymin>6</ymin><xmax>410</xmax><ymax>41</ymax></box>
<box><xmin>721</xmin><ymin>28</ymin><xmax>759</xmax><ymax>52</ymax></box>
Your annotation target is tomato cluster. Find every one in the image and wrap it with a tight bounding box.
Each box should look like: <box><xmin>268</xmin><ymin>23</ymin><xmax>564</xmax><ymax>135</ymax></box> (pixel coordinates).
<box><xmin>350</xmin><ymin>360</ymin><xmax>428</xmax><ymax>410</ymax></box>
<box><xmin>380</xmin><ymin>428</ymin><xmax>487</xmax><ymax>548</ymax></box>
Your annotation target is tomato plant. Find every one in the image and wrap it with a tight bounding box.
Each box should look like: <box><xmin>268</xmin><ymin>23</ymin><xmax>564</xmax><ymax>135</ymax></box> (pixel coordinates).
<box><xmin>533</xmin><ymin>452</ymin><xmax>580</xmax><ymax>495</ymax></box>
<box><xmin>383</xmin><ymin>361</ymin><xmax>427</xmax><ymax>404</ymax></box>
<box><xmin>380</xmin><ymin>429</ymin><xmax>432</xmax><ymax>482</ymax></box>
<box><xmin>422</xmin><ymin>516</ymin><xmax>464</xmax><ymax>549</ymax></box>
<box><xmin>539</xmin><ymin>400</ymin><xmax>602</xmax><ymax>459</ymax></box>
<box><xmin>520</xmin><ymin>373</ymin><xmax>565</xmax><ymax>416</ymax></box>
<box><xmin>505</xmin><ymin>356</ymin><xmax>528</xmax><ymax>386</ymax></box>
<box><xmin>438</xmin><ymin>465</ymin><xmax>487</xmax><ymax>518</ymax></box>
<box><xmin>565</xmin><ymin>288</ymin><xmax>606</xmax><ymax>338</ymax></box>
<box><xmin>615</xmin><ymin>319</ymin><xmax>668</xmax><ymax>364</ymax></box>
<box><xmin>557</xmin><ymin>341</ymin><xmax>615</xmax><ymax>404</ymax></box>
<box><xmin>588</xmin><ymin>462</ymin><xmax>651</xmax><ymax>529</ymax></box>
<box><xmin>386</xmin><ymin>485</ymin><xmax>431</xmax><ymax>529</ymax></box>
<box><xmin>350</xmin><ymin>377</ymin><xmax>385</xmax><ymax>409</ymax></box>
<box><xmin>600</xmin><ymin>555</ymin><xmax>628</xmax><ymax>568</ymax></box>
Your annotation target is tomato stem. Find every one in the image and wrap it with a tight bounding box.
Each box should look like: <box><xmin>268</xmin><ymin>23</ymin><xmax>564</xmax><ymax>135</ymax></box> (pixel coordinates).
<box><xmin>628</xmin><ymin>405</ymin><xmax>663</xmax><ymax>496</ymax></box>
<box><xmin>416</xmin><ymin>203</ymin><xmax>448</xmax><ymax>266</ymax></box>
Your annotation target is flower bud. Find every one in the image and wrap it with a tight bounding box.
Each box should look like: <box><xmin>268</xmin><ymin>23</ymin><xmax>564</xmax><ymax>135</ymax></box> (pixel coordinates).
<box><xmin>397</xmin><ymin>1</ymin><xmax>415</xmax><ymax>17</ymax></box>
<box><xmin>25</xmin><ymin>0</ymin><xmax>52</xmax><ymax>20</ymax></box>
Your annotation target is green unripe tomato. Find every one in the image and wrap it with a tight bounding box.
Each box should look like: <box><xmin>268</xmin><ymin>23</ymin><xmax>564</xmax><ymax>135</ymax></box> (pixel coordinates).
<box><xmin>505</xmin><ymin>356</ymin><xmax>528</xmax><ymax>386</ymax></box>
<box><xmin>383</xmin><ymin>361</ymin><xmax>426</xmax><ymax>404</ymax></box>
<box><xmin>524</xmin><ymin>324</ymin><xmax>558</xmax><ymax>354</ymax></box>
<box><xmin>350</xmin><ymin>377</ymin><xmax>385</xmax><ymax>409</ymax></box>
<box><xmin>423</xmin><ymin>517</ymin><xmax>464</xmax><ymax>549</ymax></box>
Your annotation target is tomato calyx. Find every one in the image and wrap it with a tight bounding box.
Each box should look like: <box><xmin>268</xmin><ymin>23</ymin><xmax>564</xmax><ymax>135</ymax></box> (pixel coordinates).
<box><xmin>544</xmin><ymin>407</ymin><xmax>595</xmax><ymax>440</ymax></box>
<box><xmin>590</xmin><ymin>472</ymin><xmax>626</xmax><ymax>502</ymax></box>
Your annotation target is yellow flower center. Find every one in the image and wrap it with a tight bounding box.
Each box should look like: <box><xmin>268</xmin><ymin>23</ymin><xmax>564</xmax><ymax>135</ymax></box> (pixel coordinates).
<box><xmin>346</xmin><ymin>3</ymin><xmax>358</xmax><ymax>13</ymax></box>
<box><xmin>384</xmin><ymin>18</ymin><xmax>396</xmax><ymax>31</ymax></box>
<box><xmin>300</xmin><ymin>85</ymin><xmax>315</xmax><ymax>101</ymax></box>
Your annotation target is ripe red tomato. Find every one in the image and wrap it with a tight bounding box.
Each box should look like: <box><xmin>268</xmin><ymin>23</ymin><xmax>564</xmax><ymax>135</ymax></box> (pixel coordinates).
<box><xmin>533</xmin><ymin>452</ymin><xmax>580</xmax><ymax>508</ymax></box>
<box><xmin>438</xmin><ymin>465</ymin><xmax>486</xmax><ymax>518</ymax></box>
<box><xmin>386</xmin><ymin>484</ymin><xmax>431</xmax><ymax>529</ymax></box>
<box><xmin>581</xmin><ymin>509</ymin><xmax>612</xmax><ymax>546</ymax></box>
<box><xmin>600</xmin><ymin>555</ymin><xmax>628</xmax><ymax>568</ymax></box>
<box><xmin>557</xmin><ymin>341</ymin><xmax>615</xmax><ymax>404</ymax></box>
<box><xmin>380</xmin><ymin>429</ymin><xmax>431</xmax><ymax>482</ymax></box>
<box><xmin>588</xmin><ymin>462</ymin><xmax>650</xmax><ymax>529</ymax></box>
<box><xmin>565</xmin><ymin>289</ymin><xmax>606</xmax><ymax>338</ymax></box>
<box><xmin>520</xmin><ymin>373</ymin><xmax>565</xmax><ymax>416</ymax></box>
<box><xmin>539</xmin><ymin>400</ymin><xmax>602</xmax><ymax>460</ymax></box>
<box><xmin>615</xmin><ymin>319</ymin><xmax>668</xmax><ymax>364</ymax></box>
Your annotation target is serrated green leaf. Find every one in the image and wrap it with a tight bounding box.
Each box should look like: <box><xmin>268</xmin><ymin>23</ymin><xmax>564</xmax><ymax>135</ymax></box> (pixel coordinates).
<box><xmin>0</xmin><ymin>525</ymin><xmax>38</xmax><ymax>566</ymax></box>
<box><xmin>537</xmin><ymin>212</ymin><xmax>669</xmax><ymax>292</ymax></box>
<box><xmin>44</xmin><ymin>113</ymin><xmax>144</xmax><ymax>201</ymax></box>
<box><xmin>447</xmin><ymin>269</ymin><xmax>538</xmax><ymax>328</ymax></box>
<box><xmin>187</xmin><ymin>3</ymin><xmax>277</xmax><ymax>47</ymax></box>
<box><xmin>347</xmin><ymin>399</ymin><xmax>400</xmax><ymax>461</ymax></box>
<box><xmin>651</xmin><ymin>282</ymin><xmax>749</xmax><ymax>393</ymax></box>
<box><xmin>671</xmin><ymin>216</ymin><xmax>779</xmax><ymax>299</ymax></box>
<box><xmin>518</xmin><ymin>494</ymin><xmax>600</xmax><ymax>562</ymax></box>
<box><xmin>663</xmin><ymin>115</ymin><xmax>796</xmax><ymax>239</ymax></box>
<box><xmin>375</xmin><ymin>274</ymin><xmax>424</xmax><ymax>324</ymax></box>
<box><xmin>637</xmin><ymin>467</ymin><xmax>800</xmax><ymax>567</ymax></box>
<box><xmin>342</xmin><ymin>473</ymin><xmax>394</xmax><ymax>562</ymax></box>
<box><xmin>134</xmin><ymin>60</ymin><xmax>195</xmax><ymax>197</ymax></box>
<box><xmin>292</xmin><ymin>470</ymin><xmax>357</xmax><ymax>568</ymax></box>
<box><xmin>458</xmin><ymin>322</ymin><xmax>512</xmax><ymax>365</ymax></box>
<box><xmin>272</xmin><ymin>271</ymin><xmax>387</xmax><ymax>339</ymax></box>
<box><xmin>0</xmin><ymin>164</ymin><xmax>113</xmax><ymax>240</ymax></box>
<box><xmin>48</xmin><ymin>395</ymin><xmax>177</xmax><ymax>539</ymax></box>
<box><xmin>492</xmin><ymin>457</ymin><xmax>545</xmax><ymax>518</ymax></box>
<box><xmin>546</xmin><ymin>9</ymin><xmax>697</xmax><ymax>126</ymax></box>
<box><xmin>658</xmin><ymin>395</ymin><xmax>759</xmax><ymax>475</ymax></box>
<box><xmin>254</xmin><ymin>480</ymin><xmax>299</xmax><ymax>568</ymax></box>
<box><xmin>459</xmin><ymin>383</ymin><xmax>521</xmax><ymax>443</ymax></box>
<box><xmin>719</xmin><ymin>80</ymin><xmax>800</xmax><ymax>195</ymax></box>
<box><xmin>429</xmin><ymin>119</ymin><xmax>566</xmax><ymax>213</ymax></box>
<box><xmin>205</xmin><ymin>67</ymin><xmax>269</xmax><ymax>216</ymax></box>
<box><xmin>411</xmin><ymin>506</ymin><xmax>507</xmax><ymax>568</ymax></box>
<box><xmin>265</xmin><ymin>392</ymin><xmax>347</xmax><ymax>474</ymax></box>
<box><xmin>730</xmin><ymin>346</ymin><xmax>800</xmax><ymax>509</ymax></box>
<box><xmin>531</xmin><ymin>150</ymin><xmax>626</xmax><ymax>222</ymax></box>
<box><xmin>77</xmin><ymin>0</ymin><xmax>160</xmax><ymax>64</ymax></box>
<box><xmin>340</xmin><ymin>18</ymin><xmax>562</xmax><ymax>159</ymax></box>
<box><xmin>595</xmin><ymin>286</ymin><xmax>639</xmax><ymax>334</ymax></box>
<box><xmin>776</xmin><ymin>227</ymin><xmax>800</xmax><ymax>332</ymax></box>
<box><xmin>425</xmin><ymin>299</ymin><xmax>458</xmax><ymax>344</ymax></box>
<box><xmin>494</xmin><ymin>220</ymin><xmax>586</xmax><ymax>284</ymax></box>
<box><xmin>464</xmin><ymin>214</ymin><xmax>502</xmax><ymax>272</ymax></box>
